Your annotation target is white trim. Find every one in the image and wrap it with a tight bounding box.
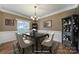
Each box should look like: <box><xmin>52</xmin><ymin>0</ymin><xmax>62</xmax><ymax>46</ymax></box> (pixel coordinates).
<box><xmin>40</xmin><ymin>4</ymin><xmax>78</xmax><ymax>19</ymax></box>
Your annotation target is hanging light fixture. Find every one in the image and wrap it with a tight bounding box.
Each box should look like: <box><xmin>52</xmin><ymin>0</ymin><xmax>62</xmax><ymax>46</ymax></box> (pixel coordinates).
<box><xmin>31</xmin><ymin>6</ymin><xmax>39</xmax><ymax>21</ymax></box>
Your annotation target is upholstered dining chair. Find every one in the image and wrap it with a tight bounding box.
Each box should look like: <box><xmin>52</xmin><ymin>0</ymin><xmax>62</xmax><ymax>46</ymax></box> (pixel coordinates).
<box><xmin>41</xmin><ymin>33</ymin><xmax>54</xmax><ymax>53</ymax></box>
<box><xmin>16</xmin><ymin>33</ymin><xmax>33</xmax><ymax>54</ymax></box>
<box><xmin>12</xmin><ymin>40</ymin><xmax>20</xmax><ymax>54</ymax></box>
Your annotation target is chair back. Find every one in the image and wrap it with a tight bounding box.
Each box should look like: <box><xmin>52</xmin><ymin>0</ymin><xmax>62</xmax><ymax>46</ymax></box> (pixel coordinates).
<box><xmin>22</xmin><ymin>34</ymin><xmax>31</xmax><ymax>40</ymax></box>
<box><xmin>16</xmin><ymin>33</ymin><xmax>27</xmax><ymax>48</ymax></box>
<box><xmin>48</xmin><ymin>34</ymin><xmax>54</xmax><ymax>43</ymax></box>
<box><xmin>16</xmin><ymin>33</ymin><xmax>19</xmax><ymax>43</ymax></box>
<box><xmin>18</xmin><ymin>35</ymin><xmax>26</xmax><ymax>48</ymax></box>
<box><xmin>47</xmin><ymin>33</ymin><xmax>54</xmax><ymax>41</ymax></box>
<box><xmin>41</xmin><ymin>33</ymin><xmax>54</xmax><ymax>47</ymax></box>
<box><xmin>43</xmin><ymin>33</ymin><xmax>54</xmax><ymax>42</ymax></box>
<box><xmin>51</xmin><ymin>34</ymin><xmax>54</xmax><ymax>42</ymax></box>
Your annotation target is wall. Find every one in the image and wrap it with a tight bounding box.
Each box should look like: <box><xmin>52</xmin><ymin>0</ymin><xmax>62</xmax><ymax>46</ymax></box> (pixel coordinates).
<box><xmin>38</xmin><ymin>30</ymin><xmax>62</xmax><ymax>42</ymax></box>
<box><xmin>0</xmin><ymin>31</ymin><xmax>16</xmax><ymax>44</ymax></box>
<box><xmin>0</xmin><ymin>11</ymin><xmax>31</xmax><ymax>31</ymax></box>
<box><xmin>0</xmin><ymin>6</ymin><xmax>78</xmax><ymax>44</ymax></box>
<box><xmin>0</xmin><ymin>11</ymin><xmax>31</xmax><ymax>44</ymax></box>
<box><xmin>38</xmin><ymin>8</ymin><xmax>78</xmax><ymax>31</ymax></box>
<box><xmin>0</xmin><ymin>12</ymin><xmax>3</xmax><ymax>31</ymax></box>
<box><xmin>1</xmin><ymin>12</ymin><xmax>17</xmax><ymax>31</ymax></box>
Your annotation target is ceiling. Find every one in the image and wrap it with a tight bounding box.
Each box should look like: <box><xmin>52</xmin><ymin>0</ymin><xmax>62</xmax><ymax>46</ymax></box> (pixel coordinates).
<box><xmin>0</xmin><ymin>4</ymin><xmax>78</xmax><ymax>19</ymax></box>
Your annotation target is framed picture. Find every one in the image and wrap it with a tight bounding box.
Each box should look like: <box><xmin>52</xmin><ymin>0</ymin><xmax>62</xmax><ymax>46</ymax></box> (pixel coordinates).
<box><xmin>5</xmin><ymin>19</ymin><xmax>14</xmax><ymax>26</ymax></box>
<box><xmin>43</xmin><ymin>20</ymin><xmax>52</xmax><ymax>28</ymax></box>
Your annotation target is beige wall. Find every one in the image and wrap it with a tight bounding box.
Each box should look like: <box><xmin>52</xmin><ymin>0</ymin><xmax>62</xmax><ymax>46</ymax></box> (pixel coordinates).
<box><xmin>0</xmin><ymin>7</ymin><xmax>78</xmax><ymax>31</ymax></box>
<box><xmin>0</xmin><ymin>12</ymin><xmax>2</xmax><ymax>31</ymax></box>
<box><xmin>38</xmin><ymin>8</ymin><xmax>78</xmax><ymax>31</ymax></box>
<box><xmin>0</xmin><ymin>11</ymin><xmax>31</xmax><ymax>31</ymax></box>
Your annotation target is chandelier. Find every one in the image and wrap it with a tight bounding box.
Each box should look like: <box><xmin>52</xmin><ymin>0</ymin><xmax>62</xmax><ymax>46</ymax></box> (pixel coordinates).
<box><xmin>31</xmin><ymin>6</ymin><xmax>39</xmax><ymax>21</ymax></box>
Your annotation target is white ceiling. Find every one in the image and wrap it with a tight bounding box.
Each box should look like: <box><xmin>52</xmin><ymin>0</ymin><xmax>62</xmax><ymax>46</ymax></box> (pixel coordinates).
<box><xmin>0</xmin><ymin>4</ymin><xmax>78</xmax><ymax>19</ymax></box>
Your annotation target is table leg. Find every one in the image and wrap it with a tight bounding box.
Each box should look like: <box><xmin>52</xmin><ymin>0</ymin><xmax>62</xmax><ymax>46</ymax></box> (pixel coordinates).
<box><xmin>36</xmin><ymin>39</ymin><xmax>38</xmax><ymax>53</ymax></box>
<box><xmin>32</xmin><ymin>44</ymin><xmax>34</xmax><ymax>53</ymax></box>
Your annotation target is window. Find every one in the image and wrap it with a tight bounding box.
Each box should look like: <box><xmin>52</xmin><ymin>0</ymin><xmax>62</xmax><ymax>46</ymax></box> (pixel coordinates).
<box><xmin>17</xmin><ymin>19</ymin><xmax>30</xmax><ymax>34</ymax></box>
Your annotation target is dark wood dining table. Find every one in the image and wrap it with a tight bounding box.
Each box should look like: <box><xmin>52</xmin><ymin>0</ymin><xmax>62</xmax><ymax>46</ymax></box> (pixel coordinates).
<box><xmin>24</xmin><ymin>31</ymin><xmax>49</xmax><ymax>53</ymax></box>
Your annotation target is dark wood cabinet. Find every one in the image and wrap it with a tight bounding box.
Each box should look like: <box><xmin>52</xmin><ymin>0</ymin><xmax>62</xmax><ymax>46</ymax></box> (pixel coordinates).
<box><xmin>62</xmin><ymin>14</ymin><xmax>79</xmax><ymax>51</ymax></box>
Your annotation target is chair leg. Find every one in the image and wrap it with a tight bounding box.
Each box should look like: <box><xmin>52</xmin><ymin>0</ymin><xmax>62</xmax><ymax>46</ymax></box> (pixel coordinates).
<box><xmin>49</xmin><ymin>47</ymin><xmax>52</xmax><ymax>53</ymax></box>
<box><xmin>17</xmin><ymin>42</ymin><xmax>21</xmax><ymax>53</ymax></box>
<box><xmin>41</xmin><ymin>45</ymin><xmax>44</xmax><ymax>52</ymax></box>
<box><xmin>17</xmin><ymin>45</ymin><xmax>21</xmax><ymax>53</ymax></box>
<box><xmin>22</xmin><ymin>48</ymin><xmax>25</xmax><ymax>54</ymax></box>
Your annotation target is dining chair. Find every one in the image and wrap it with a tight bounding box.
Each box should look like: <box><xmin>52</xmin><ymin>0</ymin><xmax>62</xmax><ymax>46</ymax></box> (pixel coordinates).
<box><xmin>12</xmin><ymin>41</ymin><xmax>20</xmax><ymax>54</ymax></box>
<box><xmin>41</xmin><ymin>33</ymin><xmax>54</xmax><ymax>53</ymax></box>
<box><xmin>16</xmin><ymin>33</ymin><xmax>33</xmax><ymax>54</ymax></box>
<box><xmin>22</xmin><ymin>34</ymin><xmax>35</xmax><ymax>53</ymax></box>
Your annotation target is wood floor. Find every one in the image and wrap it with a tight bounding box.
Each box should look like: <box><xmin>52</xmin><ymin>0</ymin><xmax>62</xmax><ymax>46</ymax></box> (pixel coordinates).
<box><xmin>0</xmin><ymin>40</ymin><xmax>78</xmax><ymax>54</ymax></box>
<box><xmin>0</xmin><ymin>41</ymin><xmax>13</xmax><ymax>54</ymax></box>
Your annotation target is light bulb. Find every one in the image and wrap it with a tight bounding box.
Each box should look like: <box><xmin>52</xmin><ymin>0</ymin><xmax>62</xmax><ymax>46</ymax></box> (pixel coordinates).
<box><xmin>36</xmin><ymin>18</ymin><xmax>38</xmax><ymax>20</ymax></box>
<box><xmin>35</xmin><ymin>16</ymin><xmax>36</xmax><ymax>17</ymax></box>
<box><xmin>31</xmin><ymin>16</ymin><xmax>33</xmax><ymax>19</ymax></box>
<box><xmin>32</xmin><ymin>18</ymin><xmax>35</xmax><ymax>20</ymax></box>
<box><xmin>38</xmin><ymin>17</ymin><xmax>39</xmax><ymax>19</ymax></box>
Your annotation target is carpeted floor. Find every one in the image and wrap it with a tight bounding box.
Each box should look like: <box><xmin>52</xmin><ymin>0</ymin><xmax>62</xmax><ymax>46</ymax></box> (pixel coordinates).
<box><xmin>0</xmin><ymin>40</ymin><xmax>78</xmax><ymax>54</ymax></box>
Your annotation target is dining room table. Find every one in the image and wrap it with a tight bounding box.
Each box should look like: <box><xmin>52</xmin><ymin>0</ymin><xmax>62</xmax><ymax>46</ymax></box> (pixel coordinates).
<box><xmin>24</xmin><ymin>31</ymin><xmax>49</xmax><ymax>53</ymax></box>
